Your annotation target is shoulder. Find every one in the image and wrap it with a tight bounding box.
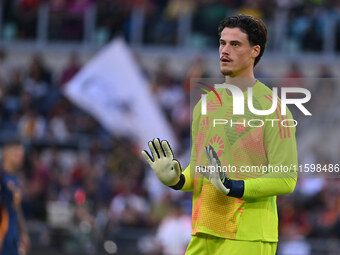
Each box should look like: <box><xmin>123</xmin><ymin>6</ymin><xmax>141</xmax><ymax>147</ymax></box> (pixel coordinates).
<box><xmin>3</xmin><ymin>173</ymin><xmax>18</xmax><ymax>185</ymax></box>
<box><xmin>251</xmin><ymin>80</ymin><xmax>292</xmax><ymax>115</ymax></box>
<box><xmin>251</xmin><ymin>81</ymin><xmax>275</xmax><ymax>108</ymax></box>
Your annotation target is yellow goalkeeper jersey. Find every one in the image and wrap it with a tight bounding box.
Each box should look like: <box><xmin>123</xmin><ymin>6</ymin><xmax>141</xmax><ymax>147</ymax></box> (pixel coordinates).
<box><xmin>181</xmin><ymin>80</ymin><xmax>298</xmax><ymax>242</ymax></box>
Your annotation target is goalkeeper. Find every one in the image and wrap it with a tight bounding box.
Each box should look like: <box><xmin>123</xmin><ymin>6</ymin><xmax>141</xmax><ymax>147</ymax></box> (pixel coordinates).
<box><xmin>142</xmin><ymin>14</ymin><xmax>298</xmax><ymax>255</ymax></box>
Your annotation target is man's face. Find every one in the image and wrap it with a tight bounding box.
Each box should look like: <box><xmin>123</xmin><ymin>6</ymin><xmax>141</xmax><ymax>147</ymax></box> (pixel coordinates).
<box><xmin>3</xmin><ymin>144</ymin><xmax>25</xmax><ymax>171</ymax></box>
<box><xmin>219</xmin><ymin>27</ymin><xmax>259</xmax><ymax>77</ymax></box>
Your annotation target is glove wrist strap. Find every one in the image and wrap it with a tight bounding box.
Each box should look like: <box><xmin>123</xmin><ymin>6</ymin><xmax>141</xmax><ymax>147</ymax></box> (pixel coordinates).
<box><xmin>169</xmin><ymin>174</ymin><xmax>185</xmax><ymax>190</ymax></box>
<box><xmin>224</xmin><ymin>179</ymin><xmax>244</xmax><ymax>198</ymax></box>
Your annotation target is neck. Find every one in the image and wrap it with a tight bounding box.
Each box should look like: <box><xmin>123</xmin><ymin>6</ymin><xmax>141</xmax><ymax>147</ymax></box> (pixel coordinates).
<box><xmin>224</xmin><ymin>76</ymin><xmax>256</xmax><ymax>92</ymax></box>
<box><xmin>224</xmin><ymin>67</ymin><xmax>256</xmax><ymax>92</ymax></box>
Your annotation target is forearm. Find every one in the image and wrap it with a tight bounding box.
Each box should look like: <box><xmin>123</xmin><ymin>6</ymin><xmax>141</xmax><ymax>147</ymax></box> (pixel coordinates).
<box><xmin>17</xmin><ymin>205</ymin><xmax>30</xmax><ymax>255</ymax></box>
<box><xmin>16</xmin><ymin>206</ymin><xmax>28</xmax><ymax>236</ymax></box>
<box><xmin>242</xmin><ymin>176</ymin><xmax>297</xmax><ymax>200</ymax></box>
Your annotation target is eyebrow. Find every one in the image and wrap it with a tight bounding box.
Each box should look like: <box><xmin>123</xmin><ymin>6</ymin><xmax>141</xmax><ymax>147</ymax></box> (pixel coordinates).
<box><xmin>219</xmin><ymin>39</ymin><xmax>242</xmax><ymax>44</ymax></box>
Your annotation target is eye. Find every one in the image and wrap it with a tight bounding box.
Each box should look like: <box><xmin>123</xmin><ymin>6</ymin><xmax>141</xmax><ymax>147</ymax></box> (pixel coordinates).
<box><xmin>231</xmin><ymin>42</ymin><xmax>239</xmax><ymax>47</ymax></box>
<box><xmin>220</xmin><ymin>41</ymin><xmax>226</xmax><ymax>46</ymax></box>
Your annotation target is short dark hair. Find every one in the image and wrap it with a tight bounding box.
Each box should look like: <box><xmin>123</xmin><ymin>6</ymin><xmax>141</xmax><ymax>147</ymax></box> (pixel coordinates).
<box><xmin>218</xmin><ymin>14</ymin><xmax>267</xmax><ymax>67</ymax></box>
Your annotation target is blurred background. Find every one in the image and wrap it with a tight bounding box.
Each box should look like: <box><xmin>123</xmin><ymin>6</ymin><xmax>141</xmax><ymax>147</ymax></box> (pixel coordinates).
<box><xmin>0</xmin><ymin>0</ymin><xmax>340</xmax><ymax>254</ymax></box>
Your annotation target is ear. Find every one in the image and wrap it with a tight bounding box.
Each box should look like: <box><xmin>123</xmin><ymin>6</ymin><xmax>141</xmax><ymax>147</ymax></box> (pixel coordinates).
<box><xmin>251</xmin><ymin>45</ymin><xmax>261</xmax><ymax>59</ymax></box>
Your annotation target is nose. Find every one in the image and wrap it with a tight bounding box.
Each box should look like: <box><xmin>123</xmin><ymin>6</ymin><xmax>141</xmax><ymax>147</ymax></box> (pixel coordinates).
<box><xmin>220</xmin><ymin>44</ymin><xmax>230</xmax><ymax>55</ymax></box>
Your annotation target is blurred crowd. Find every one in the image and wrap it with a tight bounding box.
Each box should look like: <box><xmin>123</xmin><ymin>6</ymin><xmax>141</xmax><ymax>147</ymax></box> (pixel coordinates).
<box><xmin>1</xmin><ymin>0</ymin><xmax>340</xmax><ymax>51</ymax></box>
<box><xmin>0</xmin><ymin>47</ymin><xmax>194</xmax><ymax>254</ymax></box>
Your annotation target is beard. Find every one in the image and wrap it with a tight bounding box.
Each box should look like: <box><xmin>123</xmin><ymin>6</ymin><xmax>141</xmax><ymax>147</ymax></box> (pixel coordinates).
<box><xmin>220</xmin><ymin>66</ymin><xmax>233</xmax><ymax>76</ymax></box>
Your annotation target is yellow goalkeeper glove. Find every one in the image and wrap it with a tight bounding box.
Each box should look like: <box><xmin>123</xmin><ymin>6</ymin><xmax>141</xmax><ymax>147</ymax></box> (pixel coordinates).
<box><xmin>199</xmin><ymin>145</ymin><xmax>244</xmax><ymax>198</ymax></box>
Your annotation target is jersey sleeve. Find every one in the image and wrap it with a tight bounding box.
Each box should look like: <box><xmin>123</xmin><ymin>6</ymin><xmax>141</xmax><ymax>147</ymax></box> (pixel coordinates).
<box><xmin>242</xmin><ymin>103</ymin><xmax>298</xmax><ymax>200</ymax></box>
<box><xmin>179</xmin><ymin>102</ymin><xmax>202</xmax><ymax>192</ymax></box>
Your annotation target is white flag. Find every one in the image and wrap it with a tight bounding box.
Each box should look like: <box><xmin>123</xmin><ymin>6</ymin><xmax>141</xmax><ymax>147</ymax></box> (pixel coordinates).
<box><xmin>64</xmin><ymin>38</ymin><xmax>178</xmax><ymax>149</ymax></box>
